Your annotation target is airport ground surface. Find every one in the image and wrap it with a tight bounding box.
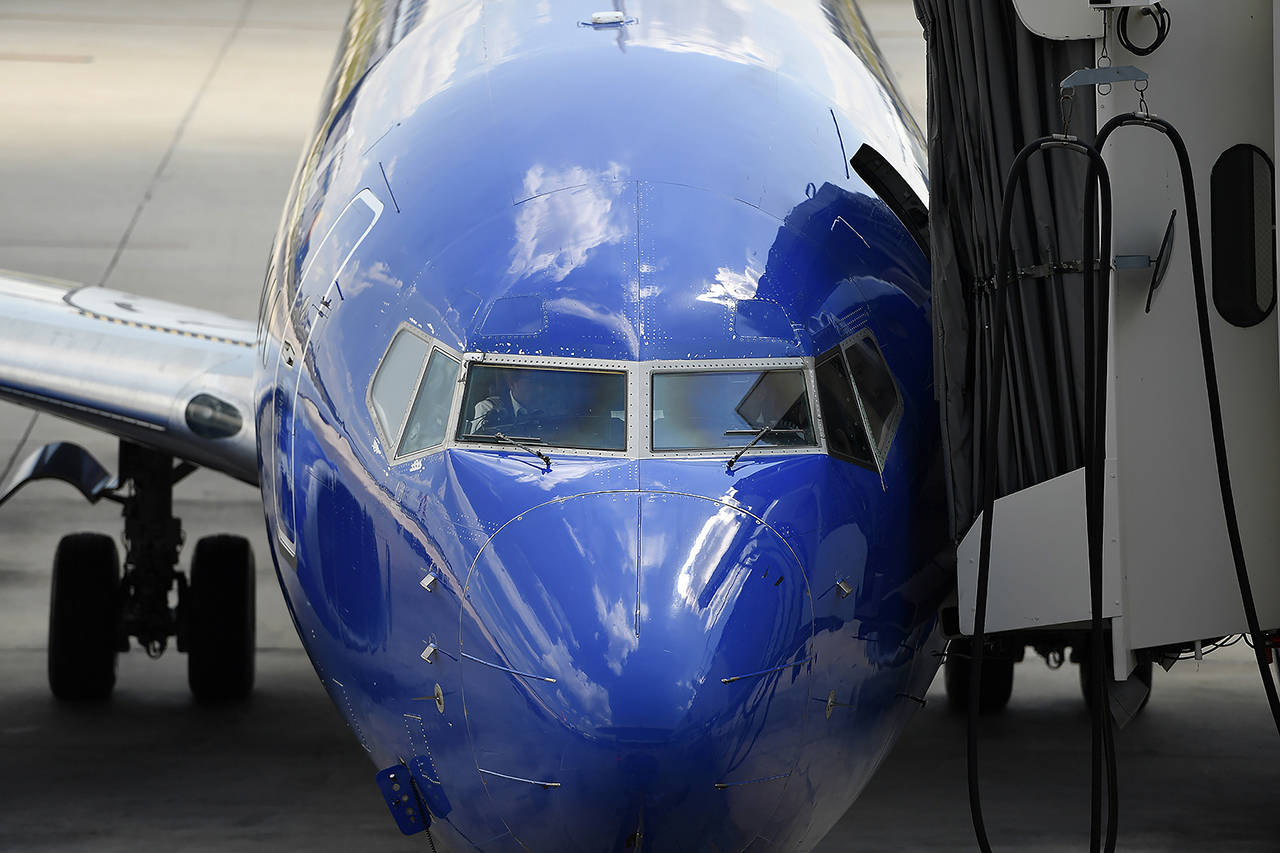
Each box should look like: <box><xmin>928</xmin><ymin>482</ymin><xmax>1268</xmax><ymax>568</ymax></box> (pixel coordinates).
<box><xmin>0</xmin><ymin>2</ymin><xmax>1276</xmax><ymax>850</ymax></box>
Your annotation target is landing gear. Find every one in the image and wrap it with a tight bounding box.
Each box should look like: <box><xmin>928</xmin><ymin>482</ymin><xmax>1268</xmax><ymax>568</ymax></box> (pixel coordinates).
<box><xmin>47</xmin><ymin>533</ymin><xmax>121</xmax><ymax>701</ymax></box>
<box><xmin>944</xmin><ymin>637</ymin><xmax>1017</xmax><ymax>713</ymax></box>
<box><xmin>186</xmin><ymin>535</ymin><xmax>255</xmax><ymax>703</ymax></box>
<box><xmin>43</xmin><ymin>440</ymin><xmax>255</xmax><ymax>702</ymax></box>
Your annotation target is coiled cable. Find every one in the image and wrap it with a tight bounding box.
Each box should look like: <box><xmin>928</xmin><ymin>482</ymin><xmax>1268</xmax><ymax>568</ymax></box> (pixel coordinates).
<box><xmin>1117</xmin><ymin>4</ymin><xmax>1172</xmax><ymax>57</ymax></box>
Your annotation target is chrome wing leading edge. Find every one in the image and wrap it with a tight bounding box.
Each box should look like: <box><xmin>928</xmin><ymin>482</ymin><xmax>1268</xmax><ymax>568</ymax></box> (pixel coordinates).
<box><xmin>0</xmin><ymin>270</ymin><xmax>258</xmax><ymax>485</ymax></box>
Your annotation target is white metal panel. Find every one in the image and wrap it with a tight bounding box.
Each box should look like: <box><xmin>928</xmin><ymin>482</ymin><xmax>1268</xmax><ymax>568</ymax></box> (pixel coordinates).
<box><xmin>1010</xmin><ymin>0</ymin><xmax>1105</xmax><ymax>40</ymax></box>
<box><xmin>957</xmin><ymin>468</ymin><xmax>1122</xmax><ymax>635</ymax></box>
<box><xmin>1100</xmin><ymin>0</ymin><xmax>1280</xmax><ymax>651</ymax></box>
<box><xmin>1011</xmin><ymin>0</ymin><xmax>1160</xmax><ymax>40</ymax></box>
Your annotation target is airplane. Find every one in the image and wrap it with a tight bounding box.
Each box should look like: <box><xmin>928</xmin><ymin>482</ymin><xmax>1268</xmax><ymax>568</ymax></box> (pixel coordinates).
<box><xmin>0</xmin><ymin>1</ymin><xmax>953</xmax><ymax>850</ymax></box>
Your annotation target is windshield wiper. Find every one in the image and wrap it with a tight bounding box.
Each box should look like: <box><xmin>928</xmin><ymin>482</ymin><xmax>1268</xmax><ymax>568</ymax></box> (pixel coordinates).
<box><xmin>460</xmin><ymin>432</ymin><xmax>552</xmax><ymax>469</ymax></box>
<box><xmin>724</xmin><ymin>426</ymin><xmax>805</xmax><ymax>470</ymax></box>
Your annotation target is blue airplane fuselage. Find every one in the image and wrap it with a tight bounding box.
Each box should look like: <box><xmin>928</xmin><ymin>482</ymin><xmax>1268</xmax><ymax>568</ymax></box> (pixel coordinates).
<box><xmin>254</xmin><ymin>1</ymin><xmax>950</xmax><ymax>849</ymax></box>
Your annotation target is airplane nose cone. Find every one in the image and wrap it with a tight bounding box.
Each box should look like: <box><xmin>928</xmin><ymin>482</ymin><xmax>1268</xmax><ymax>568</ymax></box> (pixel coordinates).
<box><xmin>458</xmin><ymin>491</ymin><xmax>814</xmax><ymax>851</ymax></box>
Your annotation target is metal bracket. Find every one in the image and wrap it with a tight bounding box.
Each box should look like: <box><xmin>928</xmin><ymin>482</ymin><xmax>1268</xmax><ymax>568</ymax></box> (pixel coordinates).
<box><xmin>971</xmin><ymin>260</ymin><xmax>1099</xmax><ymax>294</ymax></box>
<box><xmin>1088</xmin><ymin>0</ymin><xmax>1161</xmax><ymax>7</ymax></box>
<box><xmin>1114</xmin><ymin>254</ymin><xmax>1153</xmax><ymax>270</ymax></box>
<box><xmin>1113</xmin><ymin>210</ymin><xmax>1178</xmax><ymax>314</ymax></box>
<box><xmin>824</xmin><ymin>689</ymin><xmax>857</xmax><ymax>718</ymax></box>
<box><xmin>1061</xmin><ymin>64</ymin><xmax>1149</xmax><ymax>90</ymax></box>
<box><xmin>375</xmin><ymin>766</ymin><xmax>430</xmax><ymax>835</ymax></box>
<box><xmin>971</xmin><ymin>244</ymin><xmax>1175</xmax><ymax>297</ymax></box>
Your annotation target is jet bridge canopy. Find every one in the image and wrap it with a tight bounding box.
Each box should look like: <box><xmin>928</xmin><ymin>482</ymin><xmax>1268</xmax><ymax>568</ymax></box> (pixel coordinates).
<box><xmin>912</xmin><ymin>0</ymin><xmax>1097</xmax><ymax>540</ymax></box>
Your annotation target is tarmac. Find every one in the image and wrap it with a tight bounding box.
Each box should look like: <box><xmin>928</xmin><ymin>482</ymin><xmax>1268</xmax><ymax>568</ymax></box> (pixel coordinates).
<box><xmin>0</xmin><ymin>2</ymin><xmax>1277</xmax><ymax>851</ymax></box>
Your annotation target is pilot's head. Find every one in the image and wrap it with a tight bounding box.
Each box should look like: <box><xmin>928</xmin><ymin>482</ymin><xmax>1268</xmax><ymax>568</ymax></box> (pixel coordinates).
<box><xmin>507</xmin><ymin>370</ymin><xmax>547</xmax><ymax>408</ymax></box>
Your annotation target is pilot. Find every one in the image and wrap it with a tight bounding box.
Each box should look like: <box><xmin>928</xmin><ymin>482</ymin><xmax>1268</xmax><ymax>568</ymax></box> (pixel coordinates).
<box><xmin>469</xmin><ymin>370</ymin><xmax>549</xmax><ymax>433</ymax></box>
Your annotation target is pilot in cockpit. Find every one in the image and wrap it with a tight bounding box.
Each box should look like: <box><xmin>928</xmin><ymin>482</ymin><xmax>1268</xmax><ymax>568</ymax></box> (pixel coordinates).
<box><xmin>469</xmin><ymin>369</ymin><xmax>550</xmax><ymax>434</ymax></box>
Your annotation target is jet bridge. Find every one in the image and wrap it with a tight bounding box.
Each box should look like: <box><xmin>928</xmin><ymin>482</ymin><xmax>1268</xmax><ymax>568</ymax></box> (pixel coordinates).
<box><xmin>915</xmin><ymin>2</ymin><xmax>1280</xmax><ymax>846</ymax></box>
<box><xmin>918</xmin><ymin>0</ymin><xmax>1280</xmax><ymax>679</ymax></box>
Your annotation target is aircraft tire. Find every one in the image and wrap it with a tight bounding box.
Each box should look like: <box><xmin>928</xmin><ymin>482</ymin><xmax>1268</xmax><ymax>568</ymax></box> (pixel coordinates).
<box><xmin>187</xmin><ymin>534</ymin><xmax>255</xmax><ymax>703</ymax></box>
<box><xmin>943</xmin><ymin>638</ymin><xmax>1015</xmax><ymax>714</ymax></box>
<box><xmin>48</xmin><ymin>532</ymin><xmax>121</xmax><ymax>701</ymax></box>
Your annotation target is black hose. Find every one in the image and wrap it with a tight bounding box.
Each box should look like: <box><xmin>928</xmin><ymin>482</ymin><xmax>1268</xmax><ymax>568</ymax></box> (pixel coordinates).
<box><xmin>1117</xmin><ymin>4</ymin><xmax>1171</xmax><ymax>57</ymax></box>
<box><xmin>970</xmin><ymin>134</ymin><xmax>1117</xmax><ymax>853</ymax></box>
<box><xmin>1093</xmin><ymin>113</ymin><xmax>1280</xmax><ymax>738</ymax></box>
<box><xmin>1082</xmin><ymin>149</ymin><xmax>1121</xmax><ymax>853</ymax></box>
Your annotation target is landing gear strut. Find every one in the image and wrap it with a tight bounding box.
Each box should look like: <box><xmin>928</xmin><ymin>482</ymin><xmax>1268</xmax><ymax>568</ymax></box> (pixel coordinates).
<box><xmin>46</xmin><ymin>440</ymin><xmax>255</xmax><ymax>702</ymax></box>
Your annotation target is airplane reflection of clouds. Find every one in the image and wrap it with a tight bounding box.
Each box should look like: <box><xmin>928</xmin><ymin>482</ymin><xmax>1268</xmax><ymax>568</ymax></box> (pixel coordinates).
<box><xmin>592</xmin><ymin>584</ymin><xmax>638</xmax><ymax>676</ymax></box>
<box><xmin>697</xmin><ymin>259</ymin><xmax>763</xmax><ymax>308</ymax></box>
<box><xmin>342</xmin><ymin>259</ymin><xmax>401</xmax><ymax>299</ymax></box>
<box><xmin>544</xmin><ymin>295</ymin><xmax>640</xmax><ymax>355</ymax></box>
<box><xmin>541</xmin><ymin>637</ymin><xmax>612</xmax><ymax>723</ymax></box>
<box><xmin>352</xmin><ymin>2</ymin><xmax>486</xmax><ymax>153</ymax></box>
<box><xmin>627</xmin><ymin>1</ymin><xmax>924</xmax><ymax>199</ymax></box>
<box><xmin>701</xmin><ymin>565</ymin><xmax>750</xmax><ymax>633</ymax></box>
<box><xmin>469</xmin><ymin>546</ymin><xmax>615</xmax><ymax>727</ymax></box>
<box><xmin>508</xmin><ymin>163</ymin><xmax>629</xmax><ymax>283</ymax></box>
<box><xmin>464</xmin><ymin>495</ymin><xmax>644</xmax><ymax>730</ymax></box>
<box><xmin>674</xmin><ymin>504</ymin><xmax>744</xmax><ymax>617</ymax></box>
<box><xmin>756</xmin><ymin>0</ymin><xmax>926</xmax><ymax>194</ymax></box>
<box><xmin>634</xmin><ymin>1</ymin><xmax>779</xmax><ymax>69</ymax></box>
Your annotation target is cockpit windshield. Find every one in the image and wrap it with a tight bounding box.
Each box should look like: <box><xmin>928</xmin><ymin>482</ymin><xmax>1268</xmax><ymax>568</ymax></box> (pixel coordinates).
<box><xmin>651</xmin><ymin>369</ymin><xmax>816</xmax><ymax>451</ymax></box>
<box><xmin>456</xmin><ymin>364</ymin><xmax>627</xmax><ymax>451</ymax></box>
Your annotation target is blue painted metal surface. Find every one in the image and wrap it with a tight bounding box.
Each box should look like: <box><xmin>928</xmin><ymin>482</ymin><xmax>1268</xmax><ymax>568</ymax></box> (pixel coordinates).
<box><xmin>252</xmin><ymin>1</ymin><xmax>949</xmax><ymax>850</ymax></box>
<box><xmin>375</xmin><ymin>764</ymin><xmax>431</xmax><ymax>835</ymax></box>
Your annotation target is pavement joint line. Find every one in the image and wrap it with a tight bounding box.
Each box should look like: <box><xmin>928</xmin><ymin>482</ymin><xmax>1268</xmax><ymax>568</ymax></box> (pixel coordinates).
<box><xmin>0</xmin><ymin>53</ymin><xmax>94</xmax><ymax>64</ymax></box>
<box><xmin>0</xmin><ymin>13</ymin><xmax>337</xmax><ymax>32</ymax></box>
<box><xmin>95</xmin><ymin>0</ymin><xmax>254</xmax><ymax>290</ymax></box>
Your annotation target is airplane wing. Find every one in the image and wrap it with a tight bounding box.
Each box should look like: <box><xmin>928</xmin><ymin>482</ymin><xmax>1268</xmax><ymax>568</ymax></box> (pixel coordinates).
<box><xmin>0</xmin><ymin>270</ymin><xmax>258</xmax><ymax>487</ymax></box>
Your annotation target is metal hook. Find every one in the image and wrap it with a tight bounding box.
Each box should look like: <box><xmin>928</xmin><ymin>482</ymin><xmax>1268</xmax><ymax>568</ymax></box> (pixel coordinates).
<box><xmin>1099</xmin><ymin>8</ymin><xmax>1113</xmax><ymax>67</ymax></box>
<box><xmin>1098</xmin><ymin>8</ymin><xmax>1113</xmax><ymax>95</ymax></box>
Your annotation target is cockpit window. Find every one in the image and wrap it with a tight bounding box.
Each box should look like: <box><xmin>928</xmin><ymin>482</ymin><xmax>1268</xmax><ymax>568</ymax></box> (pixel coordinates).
<box><xmin>843</xmin><ymin>333</ymin><xmax>902</xmax><ymax>465</ymax></box>
<box><xmin>815</xmin><ymin>329</ymin><xmax>902</xmax><ymax>471</ymax></box>
<box><xmin>816</xmin><ymin>351</ymin><xmax>875</xmax><ymax>468</ymax></box>
<box><xmin>397</xmin><ymin>350</ymin><xmax>461</xmax><ymax>457</ymax></box>
<box><xmin>651</xmin><ymin>369</ymin><xmax>816</xmax><ymax>451</ymax></box>
<box><xmin>370</xmin><ymin>329</ymin><xmax>430</xmax><ymax>445</ymax></box>
<box><xmin>456</xmin><ymin>365</ymin><xmax>627</xmax><ymax>451</ymax></box>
